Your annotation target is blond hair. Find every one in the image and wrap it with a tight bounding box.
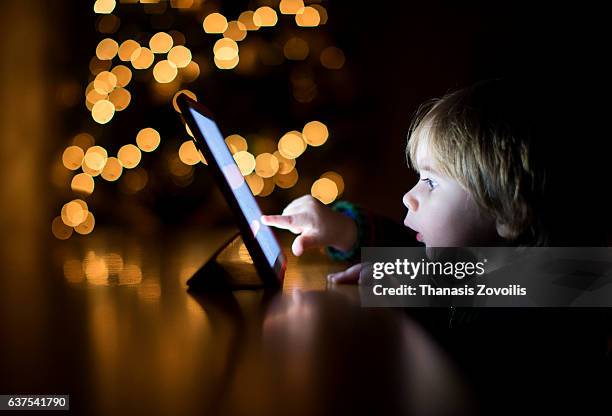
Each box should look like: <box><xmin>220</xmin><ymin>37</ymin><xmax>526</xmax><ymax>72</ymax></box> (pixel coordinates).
<box><xmin>406</xmin><ymin>80</ymin><xmax>546</xmax><ymax>245</ymax></box>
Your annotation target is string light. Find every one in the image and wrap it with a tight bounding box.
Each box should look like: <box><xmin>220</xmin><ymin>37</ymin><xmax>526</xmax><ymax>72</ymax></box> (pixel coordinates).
<box><xmin>203</xmin><ymin>12</ymin><xmax>228</xmax><ymax>34</ymax></box>
<box><xmin>136</xmin><ymin>128</ymin><xmax>161</xmax><ymax>152</ymax></box>
<box><xmin>311</xmin><ymin>178</ymin><xmax>338</xmax><ymax>204</ymax></box>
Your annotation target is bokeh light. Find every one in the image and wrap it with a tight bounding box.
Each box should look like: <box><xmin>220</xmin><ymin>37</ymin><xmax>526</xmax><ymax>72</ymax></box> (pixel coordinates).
<box><xmin>136</xmin><ymin>128</ymin><xmax>161</xmax><ymax>152</ymax></box>
<box><xmin>130</xmin><ymin>47</ymin><xmax>154</xmax><ymax>69</ymax></box>
<box><xmin>93</xmin><ymin>0</ymin><xmax>116</xmax><ymax>14</ymax></box>
<box><xmin>178</xmin><ymin>140</ymin><xmax>201</xmax><ymax>165</ymax></box>
<box><xmin>273</xmin><ymin>150</ymin><xmax>295</xmax><ymax>174</ymax></box>
<box><xmin>111</xmin><ymin>65</ymin><xmax>132</xmax><ymax>87</ymax></box>
<box><xmin>83</xmin><ymin>146</ymin><xmax>108</xmax><ymax>171</ymax></box>
<box><xmin>91</xmin><ymin>99</ymin><xmax>115</xmax><ymax>124</ymax></box>
<box><xmin>225</xmin><ymin>134</ymin><xmax>248</xmax><ymax>154</ymax></box>
<box><xmin>214</xmin><ymin>38</ymin><xmax>238</xmax><ymax>60</ymax></box>
<box><xmin>245</xmin><ymin>173</ymin><xmax>264</xmax><ymax>195</ymax></box>
<box><xmin>280</xmin><ymin>0</ymin><xmax>304</xmax><ymax>14</ymax></box>
<box><xmin>62</xmin><ymin>146</ymin><xmax>85</xmax><ymax>170</ymax></box>
<box><xmin>108</xmin><ymin>87</ymin><xmax>131</xmax><ymax>111</ymax></box>
<box><xmin>93</xmin><ymin>71</ymin><xmax>117</xmax><ymax>94</ymax></box>
<box><xmin>274</xmin><ymin>167</ymin><xmax>299</xmax><ymax>188</ymax></box>
<box><xmin>96</xmin><ymin>38</ymin><xmax>119</xmax><ymax>60</ymax></box>
<box><xmin>321</xmin><ymin>171</ymin><xmax>345</xmax><ymax>197</ymax></box>
<box><xmin>203</xmin><ymin>12</ymin><xmax>228</xmax><ymax>34</ymax></box>
<box><xmin>74</xmin><ymin>212</ymin><xmax>96</xmax><ymax>235</ymax></box>
<box><xmin>253</xmin><ymin>6</ymin><xmax>278</xmax><ymax>27</ymax></box>
<box><xmin>255</xmin><ymin>152</ymin><xmax>279</xmax><ymax>178</ymax></box>
<box><xmin>153</xmin><ymin>60</ymin><xmax>178</xmax><ymax>83</ymax></box>
<box><xmin>233</xmin><ymin>150</ymin><xmax>256</xmax><ymax>175</ymax></box>
<box><xmin>238</xmin><ymin>11</ymin><xmax>259</xmax><ymax>31</ymax></box>
<box><xmin>118</xmin><ymin>144</ymin><xmax>142</xmax><ymax>169</ymax></box>
<box><xmin>118</xmin><ymin>39</ymin><xmax>140</xmax><ymax>61</ymax></box>
<box><xmin>72</xmin><ymin>133</ymin><xmax>95</xmax><ymax>150</ymax></box>
<box><xmin>224</xmin><ymin>21</ymin><xmax>247</xmax><ymax>42</ymax></box>
<box><xmin>61</xmin><ymin>199</ymin><xmax>89</xmax><ymax>227</ymax></box>
<box><xmin>71</xmin><ymin>173</ymin><xmax>95</xmax><ymax>195</ymax></box>
<box><xmin>302</xmin><ymin>120</ymin><xmax>329</xmax><ymax>146</ymax></box>
<box><xmin>259</xmin><ymin>177</ymin><xmax>275</xmax><ymax>197</ymax></box>
<box><xmin>101</xmin><ymin>157</ymin><xmax>123</xmax><ymax>181</ymax></box>
<box><xmin>167</xmin><ymin>45</ymin><xmax>192</xmax><ymax>68</ymax></box>
<box><xmin>311</xmin><ymin>177</ymin><xmax>338</xmax><ymax>204</ymax></box>
<box><xmin>277</xmin><ymin>130</ymin><xmax>306</xmax><ymax>159</ymax></box>
<box><xmin>149</xmin><ymin>32</ymin><xmax>174</xmax><ymax>53</ymax></box>
<box><xmin>295</xmin><ymin>7</ymin><xmax>320</xmax><ymax>27</ymax></box>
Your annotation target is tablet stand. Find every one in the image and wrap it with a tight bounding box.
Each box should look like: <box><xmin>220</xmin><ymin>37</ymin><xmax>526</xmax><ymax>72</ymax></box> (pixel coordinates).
<box><xmin>186</xmin><ymin>231</ymin><xmax>268</xmax><ymax>291</ymax></box>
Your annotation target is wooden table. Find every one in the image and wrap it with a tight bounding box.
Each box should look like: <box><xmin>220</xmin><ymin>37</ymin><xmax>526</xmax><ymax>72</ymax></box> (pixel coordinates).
<box><xmin>0</xmin><ymin>227</ymin><xmax>475</xmax><ymax>415</ymax></box>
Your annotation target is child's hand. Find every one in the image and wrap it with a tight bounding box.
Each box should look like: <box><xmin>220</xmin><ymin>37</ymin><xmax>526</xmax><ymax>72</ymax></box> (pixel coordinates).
<box><xmin>261</xmin><ymin>195</ymin><xmax>357</xmax><ymax>257</ymax></box>
<box><xmin>326</xmin><ymin>262</ymin><xmax>370</xmax><ymax>284</ymax></box>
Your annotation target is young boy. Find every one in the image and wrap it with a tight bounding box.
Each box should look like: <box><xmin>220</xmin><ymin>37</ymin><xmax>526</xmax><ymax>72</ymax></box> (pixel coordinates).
<box><xmin>262</xmin><ymin>78</ymin><xmax>610</xmax><ymax>283</ymax></box>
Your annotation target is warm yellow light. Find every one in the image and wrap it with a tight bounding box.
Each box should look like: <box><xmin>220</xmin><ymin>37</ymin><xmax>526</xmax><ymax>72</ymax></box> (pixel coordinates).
<box><xmin>302</xmin><ymin>120</ymin><xmax>329</xmax><ymax>146</ymax></box>
<box><xmin>119</xmin><ymin>264</ymin><xmax>142</xmax><ymax>285</ymax></box>
<box><xmin>295</xmin><ymin>6</ymin><xmax>320</xmax><ymax>26</ymax></box>
<box><xmin>74</xmin><ymin>212</ymin><xmax>95</xmax><ymax>235</ymax></box>
<box><xmin>311</xmin><ymin>177</ymin><xmax>338</xmax><ymax>204</ymax></box>
<box><xmin>283</xmin><ymin>37</ymin><xmax>309</xmax><ymax>60</ymax></box>
<box><xmin>172</xmin><ymin>89</ymin><xmax>197</xmax><ymax>113</ymax></box>
<box><xmin>96</xmin><ymin>38</ymin><xmax>119</xmax><ymax>60</ymax></box>
<box><xmin>136</xmin><ymin>128</ymin><xmax>161</xmax><ymax>152</ymax></box>
<box><xmin>153</xmin><ymin>60</ymin><xmax>178</xmax><ymax>83</ymax></box>
<box><xmin>274</xmin><ymin>167</ymin><xmax>299</xmax><ymax>188</ymax></box>
<box><xmin>255</xmin><ymin>152</ymin><xmax>279</xmax><ymax>178</ymax></box>
<box><xmin>108</xmin><ymin>87</ymin><xmax>131</xmax><ymax>111</ymax></box>
<box><xmin>280</xmin><ymin>0</ymin><xmax>304</xmax><ymax>14</ymax></box>
<box><xmin>84</xmin><ymin>252</ymin><xmax>108</xmax><ymax>284</ymax></box>
<box><xmin>320</xmin><ymin>171</ymin><xmax>345</xmax><ymax>196</ymax></box>
<box><xmin>213</xmin><ymin>38</ymin><xmax>238</xmax><ymax>60</ymax></box>
<box><xmin>311</xmin><ymin>4</ymin><xmax>328</xmax><ymax>24</ymax></box>
<box><xmin>118</xmin><ymin>39</ymin><xmax>140</xmax><ymax>61</ymax></box>
<box><xmin>111</xmin><ymin>65</ymin><xmax>132</xmax><ymax>87</ymax></box>
<box><xmin>259</xmin><ymin>177</ymin><xmax>275</xmax><ymax>197</ymax></box>
<box><xmin>224</xmin><ymin>21</ymin><xmax>247</xmax><ymax>42</ymax></box>
<box><xmin>273</xmin><ymin>150</ymin><xmax>295</xmax><ymax>174</ymax></box>
<box><xmin>238</xmin><ymin>11</ymin><xmax>259</xmax><ymax>31</ymax></box>
<box><xmin>93</xmin><ymin>71</ymin><xmax>117</xmax><ymax>94</ymax></box>
<box><xmin>72</xmin><ymin>133</ymin><xmax>95</xmax><ymax>150</ymax></box>
<box><xmin>86</xmin><ymin>89</ymin><xmax>107</xmax><ymax>110</ymax></box>
<box><xmin>233</xmin><ymin>151</ymin><xmax>256</xmax><ymax>175</ymax></box>
<box><xmin>178</xmin><ymin>140</ymin><xmax>201</xmax><ymax>165</ymax></box>
<box><xmin>320</xmin><ymin>46</ymin><xmax>345</xmax><ymax>70</ymax></box>
<box><xmin>277</xmin><ymin>131</ymin><xmax>306</xmax><ymax>159</ymax></box>
<box><xmin>203</xmin><ymin>12</ymin><xmax>228</xmax><ymax>34</ymax></box>
<box><xmin>91</xmin><ymin>99</ymin><xmax>115</xmax><ymax>124</ymax></box>
<box><xmin>180</xmin><ymin>60</ymin><xmax>200</xmax><ymax>83</ymax></box>
<box><xmin>101</xmin><ymin>157</ymin><xmax>123</xmax><ymax>181</ymax></box>
<box><xmin>83</xmin><ymin>146</ymin><xmax>108</xmax><ymax>171</ymax></box>
<box><xmin>225</xmin><ymin>134</ymin><xmax>248</xmax><ymax>154</ymax></box>
<box><xmin>71</xmin><ymin>173</ymin><xmax>95</xmax><ymax>195</ymax></box>
<box><xmin>130</xmin><ymin>47</ymin><xmax>154</xmax><ymax>69</ymax></box>
<box><xmin>52</xmin><ymin>216</ymin><xmax>73</xmax><ymax>240</ymax></box>
<box><xmin>62</xmin><ymin>146</ymin><xmax>85</xmax><ymax>170</ymax></box>
<box><xmin>94</xmin><ymin>0</ymin><xmax>116</xmax><ymax>14</ymax></box>
<box><xmin>118</xmin><ymin>144</ymin><xmax>142</xmax><ymax>169</ymax></box>
<box><xmin>253</xmin><ymin>6</ymin><xmax>278</xmax><ymax>27</ymax></box>
<box><xmin>167</xmin><ymin>45</ymin><xmax>192</xmax><ymax>68</ymax></box>
<box><xmin>149</xmin><ymin>32</ymin><xmax>174</xmax><ymax>53</ymax></box>
<box><xmin>214</xmin><ymin>55</ymin><xmax>239</xmax><ymax>70</ymax></box>
<box><xmin>245</xmin><ymin>173</ymin><xmax>264</xmax><ymax>195</ymax></box>
<box><xmin>61</xmin><ymin>199</ymin><xmax>89</xmax><ymax>227</ymax></box>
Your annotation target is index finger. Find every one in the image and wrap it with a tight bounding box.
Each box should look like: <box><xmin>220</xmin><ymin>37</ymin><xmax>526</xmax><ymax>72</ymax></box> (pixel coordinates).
<box><xmin>261</xmin><ymin>214</ymin><xmax>309</xmax><ymax>233</ymax></box>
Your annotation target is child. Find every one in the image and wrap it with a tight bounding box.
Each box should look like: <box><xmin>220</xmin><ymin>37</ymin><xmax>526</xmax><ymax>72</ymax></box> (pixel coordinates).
<box><xmin>262</xmin><ymin>78</ymin><xmax>610</xmax><ymax>283</ymax></box>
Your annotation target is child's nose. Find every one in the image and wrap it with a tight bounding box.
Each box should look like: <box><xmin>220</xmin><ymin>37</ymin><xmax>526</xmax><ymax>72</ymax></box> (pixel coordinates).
<box><xmin>403</xmin><ymin>191</ymin><xmax>418</xmax><ymax>212</ymax></box>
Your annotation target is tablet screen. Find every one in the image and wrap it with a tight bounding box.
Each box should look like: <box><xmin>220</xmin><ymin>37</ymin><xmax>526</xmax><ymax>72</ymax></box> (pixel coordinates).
<box><xmin>188</xmin><ymin>108</ymin><xmax>282</xmax><ymax>267</ymax></box>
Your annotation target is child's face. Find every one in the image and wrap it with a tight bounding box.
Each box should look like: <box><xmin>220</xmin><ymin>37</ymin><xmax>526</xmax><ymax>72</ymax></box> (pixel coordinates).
<box><xmin>403</xmin><ymin>139</ymin><xmax>502</xmax><ymax>247</ymax></box>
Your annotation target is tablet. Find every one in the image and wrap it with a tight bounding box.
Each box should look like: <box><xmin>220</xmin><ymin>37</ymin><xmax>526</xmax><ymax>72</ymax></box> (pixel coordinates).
<box><xmin>176</xmin><ymin>94</ymin><xmax>286</xmax><ymax>286</ymax></box>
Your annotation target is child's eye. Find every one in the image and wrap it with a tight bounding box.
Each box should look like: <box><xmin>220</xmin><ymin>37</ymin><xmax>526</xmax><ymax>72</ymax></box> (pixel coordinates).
<box><xmin>420</xmin><ymin>177</ymin><xmax>438</xmax><ymax>191</ymax></box>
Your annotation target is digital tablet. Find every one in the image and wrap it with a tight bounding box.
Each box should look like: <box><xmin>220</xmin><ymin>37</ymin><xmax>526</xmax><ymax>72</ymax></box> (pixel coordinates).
<box><xmin>176</xmin><ymin>94</ymin><xmax>286</xmax><ymax>286</ymax></box>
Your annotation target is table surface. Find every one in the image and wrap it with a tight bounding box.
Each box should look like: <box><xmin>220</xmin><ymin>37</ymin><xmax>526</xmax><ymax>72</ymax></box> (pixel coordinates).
<box><xmin>0</xmin><ymin>227</ymin><xmax>476</xmax><ymax>415</ymax></box>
